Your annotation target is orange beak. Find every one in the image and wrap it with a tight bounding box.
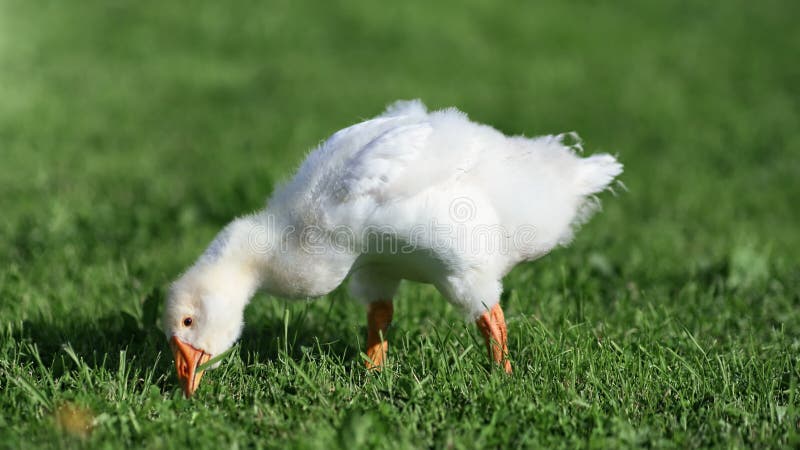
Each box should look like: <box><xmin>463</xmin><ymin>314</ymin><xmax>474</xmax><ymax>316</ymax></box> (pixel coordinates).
<box><xmin>170</xmin><ymin>336</ymin><xmax>211</xmax><ymax>397</ymax></box>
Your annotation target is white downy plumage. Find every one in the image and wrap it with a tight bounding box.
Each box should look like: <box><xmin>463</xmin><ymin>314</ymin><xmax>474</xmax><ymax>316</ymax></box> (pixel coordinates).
<box><xmin>165</xmin><ymin>100</ymin><xmax>622</xmax><ymax>395</ymax></box>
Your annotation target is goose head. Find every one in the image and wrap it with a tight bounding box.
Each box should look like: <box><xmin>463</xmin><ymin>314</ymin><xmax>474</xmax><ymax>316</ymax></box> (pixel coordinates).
<box><xmin>164</xmin><ymin>256</ymin><xmax>259</xmax><ymax>397</ymax></box>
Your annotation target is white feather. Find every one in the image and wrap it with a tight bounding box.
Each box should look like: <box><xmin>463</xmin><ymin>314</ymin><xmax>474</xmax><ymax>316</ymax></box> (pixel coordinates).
<box><xmin>164</xmin><ymin>100</ymin><xmax>623</xmax><ymax>357</ymax></box>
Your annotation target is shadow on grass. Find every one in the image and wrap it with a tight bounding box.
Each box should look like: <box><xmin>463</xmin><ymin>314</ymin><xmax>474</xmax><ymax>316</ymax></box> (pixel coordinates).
<box><xmin>10</xmin><ymin>302</ymin><xmax>359</xmax><ymax>394</ymax></box>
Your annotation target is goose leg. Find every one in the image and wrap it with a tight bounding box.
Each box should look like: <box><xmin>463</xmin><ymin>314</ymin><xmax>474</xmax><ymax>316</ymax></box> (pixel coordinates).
<box><xmin>365</xmin><ymin>300</ymin><xmax>393</xmax><ymax>370</ymax></box>
<box><xmin>476</xmin><ymin>303</ymin><xmax>512</xmax><ymax>373</ymax></box>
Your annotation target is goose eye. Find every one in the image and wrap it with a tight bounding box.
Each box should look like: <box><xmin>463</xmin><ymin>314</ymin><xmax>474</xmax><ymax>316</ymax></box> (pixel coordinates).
<box><xmin>183</xmin><ymin>317</ymin><xmax>193</xmax><ymax>327</ymax></box>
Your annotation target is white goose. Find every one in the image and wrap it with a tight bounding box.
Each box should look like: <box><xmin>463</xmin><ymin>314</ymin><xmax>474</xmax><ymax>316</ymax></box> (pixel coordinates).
<box><xmin>165</xmin><ymin>100</ymin><xmax>622</xmax><ymax>396</ymax></box>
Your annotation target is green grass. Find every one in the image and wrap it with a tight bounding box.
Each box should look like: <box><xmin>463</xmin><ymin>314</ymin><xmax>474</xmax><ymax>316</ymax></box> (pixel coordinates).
<box><xmin>1</xmin><ymin>0</ymin><xmax>799</xmax><ymax>448</ymax></box>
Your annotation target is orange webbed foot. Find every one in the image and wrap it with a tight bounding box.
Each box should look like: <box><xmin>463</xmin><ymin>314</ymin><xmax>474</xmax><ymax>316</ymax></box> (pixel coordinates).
<box><xmin>476</xmin><ymin>303</ymin><xmax>512</xmax><ymax>374</ymax></box>
<box><xmin>365</xmin><ymin>300</ymin><xmax>393</xmax><ymax>370</ymax></box>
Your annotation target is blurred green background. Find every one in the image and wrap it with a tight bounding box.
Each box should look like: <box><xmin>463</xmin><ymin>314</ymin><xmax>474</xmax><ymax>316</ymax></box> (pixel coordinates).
<box><xmin>1</xmin><ymin>0</ymin><xmax>798</xmax><ymax>448</ymax></box>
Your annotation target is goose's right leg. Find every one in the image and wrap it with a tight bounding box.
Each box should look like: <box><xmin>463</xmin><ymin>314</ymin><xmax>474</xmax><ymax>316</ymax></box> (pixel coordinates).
<box><xmin>476</xmin><ymin>303</ymin><xmax>512</xmax><ymax>374</ymax></box>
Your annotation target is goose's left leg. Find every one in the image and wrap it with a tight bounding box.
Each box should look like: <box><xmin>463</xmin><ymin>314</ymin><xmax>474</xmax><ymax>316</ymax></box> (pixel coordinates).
<box><xmin>365</xmin><ymin>300</ymin><xmax>393</xmax><ymax>370</ymax></box>
<box><xmin>476</xmin><ymin>303</ymin><xmax>512</xmax><ymax>373</ymax></box>
<box><xmin>350</xmin><ymin>268</ymin><xmax>399</xmax><ymax>370</ymax></box>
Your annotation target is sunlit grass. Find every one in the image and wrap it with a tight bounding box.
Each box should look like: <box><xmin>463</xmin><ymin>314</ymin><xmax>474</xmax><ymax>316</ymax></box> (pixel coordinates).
<box><xmin>1</xmin><ymin>0</ymin><xmax>798</xmax><ymax>448</ymax></box>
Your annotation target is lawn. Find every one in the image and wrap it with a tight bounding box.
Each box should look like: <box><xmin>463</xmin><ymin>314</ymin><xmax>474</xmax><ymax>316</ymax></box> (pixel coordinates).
<box><xmin>1</xmin><ymin>0</ymin><xmax>799</xmax><ymax>448</ymax></box>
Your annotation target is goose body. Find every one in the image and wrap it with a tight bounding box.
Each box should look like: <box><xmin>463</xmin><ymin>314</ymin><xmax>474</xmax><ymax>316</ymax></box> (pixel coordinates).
<box><xmin>165</xmin><ymin>100</ymin><xmax>622</xmax><ymax>395</ymax></box>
